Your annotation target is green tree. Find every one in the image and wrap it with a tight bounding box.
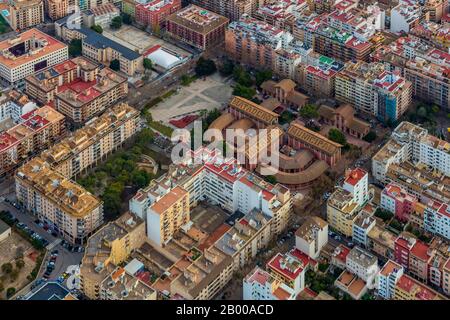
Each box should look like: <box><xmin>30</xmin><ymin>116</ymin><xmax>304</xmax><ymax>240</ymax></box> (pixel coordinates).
<box><xmin>6</xmin><ymin>287</ymin><xmax>16</xmax><ymax>299</ymax></box>
<box><xmin>90</xmin><ymin>24</ymin><xmax>103</xmax><ymax>34</ymax></box>
<box><xmin>1</xmin><ymin>263</ymin><xmax>13</xmax><ymax>274</ymax></box>
<box><xmin>15</xmin><ymin>259</ymin><xmax>25</xmax><ymax>270</ymax></box>
<box><xmin>264</xmin><ymin>175</ymin><xmax>277</xmax><ymax>184</ymax></box>
<box><xmin>122</xmin><ymin>13</ymin><xmax>132</xmax><ymax>25</ymax></box>
<box><xmin>233</xmin><ymin>84</ymin><xmax>256</xmax><ymax>100</ymax></box>
<box><xmin>233</xmin><ymin>66</ymin><xmax>253</xmax><ymax>86</ymax></box>
<box><xmin>328</xmin><ymin>128</ymin><xmax>347</xmax><ymax>145</ymax></box>
<box><xmin>10</xmin><ymin>269</ymin><xmax>19</xmax><ymax>282</ymax></box>
<box><xmin>68</xmin><ymin>39</ymin><xmax>82</xmax><ymax>57</ymax></box>
<box><xmin>219</xmin><ymin>59</ymin><xmax>234</xmax><ymax>76</ymax></box>
<box><xmin>143</xmin><ymin>58</ymin><xmax>153</xmax><ymax>70</ymax></box>
<box><xmin>417</xmin><ymin>106</ymin><xmax>427</xmax><ymax>119</ymax></box>
<box><xmin>363</xmin><ymin>131</ymin><xmax>377</xmax><ymax>143</ymax></box>
<box><xmin>374</xmin><ymin>208</ymin><xmax>394</xmax><ymax>222</ymax></box>
<box><xmin>110</xmin><ymin>16</ymin><xmax>123</xmax><ymax>29</ymax></box>
<box><xmin>255</xmin><ymin>70</ymin><xmax>272</xmax><ymax>87</ymax></box>
<box><xmin>109</xmin><ymin>59</ymin><xmax>120</xmax><ymax>71</ymax></box>
<box><xmin>299</xmin><ymin>104</ymin><xmax>319</xmax><ymax>120</ymax></box>
<box><xmin>195</xmin><ymin>57</ymin><xmax>217</xmax><ymax>77</ymax></box>
<box><xmin>431</xmin><ymin>105</ymin><xmax>440</xmax><ymax>113</ymax></box>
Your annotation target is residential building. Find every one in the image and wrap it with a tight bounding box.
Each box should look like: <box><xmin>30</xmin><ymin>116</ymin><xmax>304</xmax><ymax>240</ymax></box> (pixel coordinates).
<box><xmin>443</xmin><ymin>258</ymin><xmax>450</xmax><ymax>296</ymax></box>
<box><xmin>0</xmin><ymin>91</ymin><xmax>37</xmax><ymax>123</ymax></box>
<box><xmin>0</xmin><ymin>106</ymin><xmax>66</xmax><ymax>179</ymax></box>
<box><xmin>367</xmin><ymin>224</ymin><xmax>396</xmax><ymax>260</ymax></box>
<box><xmin>335</xmin><ymin>61</ymin><xmax>413</xmax><ymax>122</ymax></box>
<box><xmin>372</xmin><ymin>122</ymin><xmax>450</xmax><ymax>200</ymax></box>
<box><xmin>8</xmin><ymin>0</ymin><xmax>44</xmax><ymax>31</ymax></box>
<box><xmin>15</xmin><ymin>157</ymin><xmax>103</xmax><ymax>244</ymax></box>
<box><xmin>376</xmin><ymin>260</ymin><xmax>404</xmax><ymax>300</ymax></box>
<box><xmin>40</xmin><ymin>103</ymin><xmax>140</xmax><ymax>179</ymax></box>
<box><xmin>45</xmin><ymin>0</ymin><xmax>68</xmax><ymax>21</ymax></box>
<box><xmin>166</xmin><ymin>5</ymin><xmax>229</xmax><ymax>51</ymax></box>
<box><xmin>38</xmin><ymin>57</ymin><xmax>128</xmax><ymax>125</ymax></box>
<box><xmin>0</xmin><ymin>28</ymin><xmax>68</xmax><ymax>87</ymax></box>
<box><xmin>424</xmin><ymin>200</ymin><xmax>450</xmax><ymax>241</ymax></box>
<box><xmin>343</xmin><ymin>167</ymin><xmax>369</xmax><ymax>207</ymax></box>
<box><xmin>190</xmin><ymin>0</ymin><xmax>254</xmax><ymax>21</ymax></box>
<box><xmin>72</xmin><ymin>28</ymin><xmax>143</xmax><ymax>76</ymax></box>
<box><xmin>390</xmin><ymin>0</ymin><xmax>425</xmax><ymax>33</ymax></box>
<box><xmin>381</xmin><ymin>183</ymin><xmax>418</xmax><ymax>222</ymax></box>
<box><xmin>80</xmin><ymin>212</ymin><xmax>148</xmax><ymax>299</ymax></box>
<box><xmin>267</xmin><ymin>249</ymin><xmax>315</xmax><ymax>295</ymax></box>
<box><xmin>331</xmin><ymin>244</ymin><xmax>351</xmax><ymax>269</ymax></box>
<box><xmin>147</xmin><ymin>186</ymin><xmax>190</xmax><ymax>247</ymax></box>
<box><xmin>317</xmin><ymin>104</ymin><xmax>370</xmax><ymax>139</ymax></box>
<box><xmin>346</xmin><ymin>246</ymin><xmax>379</xmax><ymax>289</ymax></box>
<box><xmin>394</xmin><ymin>274</ymin><xmax>446</xmax><ymax>300</ymax></box>
<box><xmin>243</xmin><ymin>267</ymin><xmax>296</xmax><ymax>300</ymax></box>
<box><xmin>135</xmin><ymin>0</ymin><xmax>181</xmax><ymax>30</ymax></box>
<box><xmin>23</xmin><ymin>281</ymin><xmax>77</xmax><ymax>300</ymax></box>
<box><xmin>295</xmin><ymin>216</ymin><xmax>328</xmax><ymax>259</ymax></box>
<box><xmin>352</xmin><ymin>212</ymin><xmax>376</xmax><ymax>248</ymax></box>
<box><xmin>327</xmin><ymin>188</ymin><xmax>360</xmax><ymax>237</ymax></box>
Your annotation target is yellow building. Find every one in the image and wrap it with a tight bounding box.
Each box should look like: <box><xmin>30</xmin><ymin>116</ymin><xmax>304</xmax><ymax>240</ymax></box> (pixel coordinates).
<box><xmin>394</xmin><ymin>274</ymin><xmax>447</xmax><ymax>300</ymax></box>
<box><xmin>327</xmin><ymin>188</ymin><xmax>360</xmax><ymax>237</ymax></box>
<box><xmin>45</xmin><ymin>0</ymin><xmax>68</xmax><ymax>21</ymax></box>
<box><xmin>15</xmin><ymin>157</ymin><xmax>103</xmax><ymax>244</ymax></box>
<box><xmin>147</xmin><ymin>186</ymin><xmax>190</xmax><ymax>246</ymax></box>
<box><xmin>40</xmin><ymin>103</ymin><xmax>140</xmax><ymax>179</ymax></box>
<box><xmin>80</xmin><ymin>212</ymin><xmax>148</xmax><ymax>299</ymax></box>
<box><xmin>9</xmin><ymin>0</ymin><xmax>44</xmax><ymax>31</ymax></box>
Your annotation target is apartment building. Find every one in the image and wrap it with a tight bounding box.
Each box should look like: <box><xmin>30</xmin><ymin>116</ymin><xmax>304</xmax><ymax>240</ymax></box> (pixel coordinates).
<box><xmin>166</xmin><ymin>5</ymin><xmax>229</xmax><ymax>51</ymax></box>
<box><xmin>190</xmin><ymin>0</ymin><xmax>254</xmax><ymax>21</ymax></box>
<box><xmin>0</xmin><ymin>106</ymin><xmax>65</xmax><ymax>179</ymax></box>
<box><xmin>135</xmin><ymin>0</ymin><xmax>181</xmax><ymax>30</ymax></box>
<box><xmin>394</xmin><ymin>274</ymin><xmax>446</xmax><ymax>300</ymax></box>
<box><xmin>424</xmin><ymin>200</ymin><xmax>450</xmax><ymax>241</ymax></box>
<box><xmin>372</xmin><ymin>121</ymin><xmax>450</xmax><ymax>191</ymax></box>
<box><xmin>411</xmin><ymin>21</ymin><xmax>450</xmax><ymax>51</ymax></box>
<box><xmin>352</xmin><ymin>211</ymin><xmax>376</xmax><ymax>248</ymax></box>
<box><xmin>346</xmin><ymin>246</ymin><xmax>379</xmax><ymax>289</ymax></box>
<box><xmin>327</xmin><ymin>188</ymin><xmax>360</xmax><ymax>237</ymax></box>
<box><xmin>45</xmin><ymin>0</ymin><xmax>68</xmax><ymax>21</ymax></box>
<box><xmin>15</xmin><ymin>157</ymin><xmax>103</xmax><ymax>244</ymax></box>
<box><xmin>40</xmin><ymin>103</ymin><xmax>140</xmax><ymax>179</ymax></box>
<box><xmin>295</xmin><ymin>216</ymin><xmax>328</xmax><ymax>259</ymax></box>
<box><xmin>8</xmin><ymin>0</ymin><xmax>44</xmax><ymax>31</ymax></box>
<box><xmin>367</xmin><ymin>224</ymin><xmax>397</xmax><ymax>261</ymax></box>
<box><xmin>376</xmin><ymin>260</ymin><xmax>404</xmax><ymax>300</ymax></box>
<box><xmin>390</xmin><ymin>0</ymin><xmax>425</xmax><ymax>33</ymax></box>
<box><xmin>443</xmin><ymin>258</ymin><xmax>450</xmax><ymax>296</ymax></box>
<box><xmin>80</xmin><ymin>212</ymin><xmax>148</xmax><ymax>299</ymax></box>
<box><xmin>381</xmin><ymin>183</ymin><xmax>418</xmax><ymax>222</ymax></box>
<box><xmin>0</xmin><ymin>90</ymin><xmax>37</xmax><ymax>123</ymax></box>
<box><xmin>225</xmin><ymin>16</ymin><xmax>290</xmax><ymax>71</ymax></box>
<box><xmin>0</xmin><ymin>28</ymin><xmax>68</xmax><ymax>87</ymax></box>
<box><xmin>82</xmin><ymin>3</ymin><xmax>120</xmax><ymax>29</ymax></box>
<box><xmin>335</xmin><ymin>61</ymin><xmax>412</xmax><ymax>122</ymax></box>
<box><xmin>243</xmin><ymin>267</ymin><xmax>296</xmax><ymax>300</ymax></box>
<box><xmin>343</xmin><ymin>168</ymin><xmax>369</xmax><ymax>207</ymax></box>
<box><xmin>48</xmin><ymin>57</ymin><xmax>128</xmax><ymax>125</ymax></box>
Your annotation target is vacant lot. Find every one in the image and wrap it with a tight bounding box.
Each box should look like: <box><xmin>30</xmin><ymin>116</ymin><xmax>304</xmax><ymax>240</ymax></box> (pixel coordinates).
<box><xmin>0</xmin><ymin>231</ymin><xmax>39</xmax><ymax>299</ymax></box>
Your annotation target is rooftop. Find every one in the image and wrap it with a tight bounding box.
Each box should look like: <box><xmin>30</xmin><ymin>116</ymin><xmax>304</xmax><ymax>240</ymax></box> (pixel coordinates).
<box><xmin>344</xmin><ymin>167</ymin><xmax>367</xmax><ymax>187</ymax></box>
<box><xmin>295</xmin><ymin>216</ymin><xmax>328</xmax><ymax>243</ymax></box>
<box><xmin>380</xmin><ymin>260</ymin><xmax>403</xmax><ymax>277</ymax></box>
<box><xmin>347</xmin><ymin>246</ymin><xmax>377</xmax><ymax>268</ymax></box>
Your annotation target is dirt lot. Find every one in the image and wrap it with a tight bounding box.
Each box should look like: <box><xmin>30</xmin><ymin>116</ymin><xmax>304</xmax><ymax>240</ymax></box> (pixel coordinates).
<box><xmin>0</xmin><ymin>231</ymin><xmax>39</xmax><ymax>299</ymax></box>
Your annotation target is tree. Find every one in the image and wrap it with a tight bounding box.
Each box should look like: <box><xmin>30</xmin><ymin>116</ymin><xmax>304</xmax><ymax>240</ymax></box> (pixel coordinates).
<box><xmin>15</xmin><ymin>259</ymin><xmax>25</xmax><ymax>270</ymax></box>
<box><xmin>264</xmin><ymin>175</ymin><xmax>277</xmax><ymax>184</ymax></box>
<box><xmin>417</xmin><ymin>106</ymin><xmax>427</xmax><ymax>119</ymax></box>
<box><xmin>363</xmin><ymin>131</ymin><xmax>377</xmax><ymax>143</ymax></box>
<box><xmin>109</xmin><ymin>59</ymin><xmax>120</xmax><ymax>71</ymax></box>
<box><xmin>431</xmin><ymin>105</ymin><xmax>440</xmax><ymax>114</ymax></box>
<box><xmin>122</xmin><ymin>13</ymin><xmax>132</xmax><ymax>25</ymax></box>
<box><xmin>110</xmin><ymin>16</ymin><xmax>123</xmax><ymax>30</ymax></box>
<box><xmin>10</xmin><ymin>269</ymin><xmax>19</xmax><ymax>282</ymax></box>
<box><xmin>299</xmin><ymin>104</ymin><xmax>319</xmax><ymax>120</ymax></box>
<box><xmin>6</xmin><ymin>287</ymin><xmax>15</xmax><ymax>299</ymax></box>
<box><xmin>195</xmin><ymin>57</ymin><xmax>217</xmax><ymax>77</ymax></box>
<box><xmin>233</xmin><ymin>84</ymin><xmax>256</xmax><ymax>100</ymax></box>
<box><xmin>233</xmin><ymin>66</ymin><xmax>253</xmax><ymax>86</ymax></box>
<box><xmin>374</xmin><ymin>208</ymin><xmax>394</xmax><ymax>222</ymax></box>
<box><xmin>1</xmin><ymin>263</ymin><xmax>13</xmax><ymax>274</ymax></box>
<box><xmin>328</xmin><ymin>128</ymin><xmax>347</xmax><ymax>145</ymax></box>
<box><xmin>255</xmin><ymin>70</ymin><xmax>272</xmax><ymax>87</ymax></box>
<box><xmin>91</xmin><ymin>24</ymin><xmax>103</xmax><ymax>34</ymax></box>
<box><xmin>68</xmin><ymin>39</ymin><xmax>82</xmax><ymax>57</ymax></box>
<box><xmin>143</xmin><ymin>58</ymin><xmax>153</xmax><ymax>70</ymax></box>
<box><xmin>219</xmin><ymin>59</ymin><xmax>234</xmax><ymax>76</ymax></box>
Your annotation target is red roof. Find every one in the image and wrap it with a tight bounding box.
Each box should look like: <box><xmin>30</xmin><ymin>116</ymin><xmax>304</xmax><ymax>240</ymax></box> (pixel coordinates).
<box><xmin>0</xmin><ymin>132</ymin><xmax>19</xmax><ymax>152</ymax></box>
<box><xmin>410</xmin><ymin>241</ymin><xmax>430</xmax><ymax>261</ymax></box>
<box><xmin>344</xmin><ymin>167</ymin><xmax>367</xmax><ymax>186</ymax></box>
<box><xmin>267</xmin><ymin>253</ymin><xmax>304</xmax><ymax>281</ymax></box>
<box><xmin>396</xmin><ymin>274</ymin><xmax>437</xmax><ymax>300</ymax></box>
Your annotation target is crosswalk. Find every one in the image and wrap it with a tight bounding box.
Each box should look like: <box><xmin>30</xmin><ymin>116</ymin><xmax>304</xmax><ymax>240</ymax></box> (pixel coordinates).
<box><xmin>46</xmin><ymin>238</ymin><xmax>62</xmax><ymax>251</ymax></box>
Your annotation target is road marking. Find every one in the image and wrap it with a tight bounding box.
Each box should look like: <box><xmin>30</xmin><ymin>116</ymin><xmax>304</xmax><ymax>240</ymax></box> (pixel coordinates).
<box><xmin>46</xmin><ymin>238</ymin><xmax>62</xmax><ymax>250</ymax></box>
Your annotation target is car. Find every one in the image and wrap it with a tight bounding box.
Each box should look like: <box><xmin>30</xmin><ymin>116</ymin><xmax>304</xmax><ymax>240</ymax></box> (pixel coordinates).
<box><xmin>47</xmin><ymin>229</ymin><xmax>52</xmax><ymax>234</ymax></box>
<box><xmin>68</xmin><ymin>245</ymin><xmax>73</xmax><ymax>251</ymax></box>
<box><xmin>51</xmin><ymin>232</ymin><xmax>58</xmax><ymax>237</ymax></box>
<box><xmin>38</xmin><ymin>222</ymin><xmax>44</xmax><ymax>228</ymax></box>
<box><xmin>51</xmin><ymin>250</ymin><xmax>59</xmax><ymax>255</ymax></box>
<box><xmin>34</xmin><ymin>219</ymin><xmax>40</xmax><ymax>224</ymax></box>
<box><xmin>17</xmin><ymin>222</ymin><xmax>25</xmax><ymax>229</ymax></box>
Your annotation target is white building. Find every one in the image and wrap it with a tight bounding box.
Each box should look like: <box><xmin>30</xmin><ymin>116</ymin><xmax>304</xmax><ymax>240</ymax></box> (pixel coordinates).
<box><xmin>424</xmin><ymin>201</ymin><xmax>450</xmax><ymax>241</ymax></box>
<box><xmin>0</xmin><ymin>91</ymin><xmax>37</xmax><ymax>123</ymax></box>
<box><xmin>82</xmin><ymin>3</ymin><xmax>120</xmax><ymax>29</ymax></box>
<box><xmin>346</xmin><ymin>246</ymin><xmax>379</xmax><ymax>289</ymax></box>
<box><xmin>295</xmin><ymin>216</ymin><xmax>328</xmax><ymax>259</ymax></box>
<box><xmin>243</xmin><ymin>267</ymin><xmax>296</xmax><ymax>300</ymax></box>
<box><xmin>343</xmin><ymin>167</ymin><xmax>369</xmax><ymax>207</ymax></box>
<box><xmin>352</xmin><ymin>212</ymin><xmax>376</xmax><ymax>248</ymax></box>
<box><xmin>390</xmin><ymin>0</ymin><xmax>423</xmax><ymax>33</ymax></box>
<box><xmin>376</xmin><ymin>260</ymin><xmax>404</xmax><ymax>299</ymax></box>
